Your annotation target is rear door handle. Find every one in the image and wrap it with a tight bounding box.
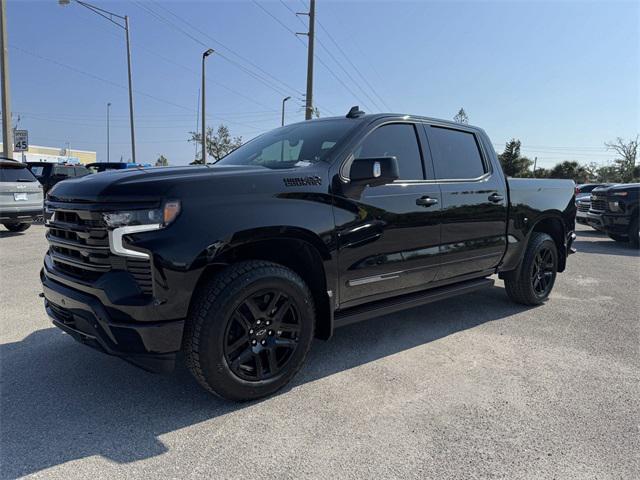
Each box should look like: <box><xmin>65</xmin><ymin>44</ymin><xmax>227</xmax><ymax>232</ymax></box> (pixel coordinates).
<box><xmin>488</xmin><ymin>193</ymin><xmax>504</xmax><ymax>203</ymax></box>
<box><xmin>416</xmin><ymin>196</ymin><xmax>438</xmax><ymax>207</ymax></box>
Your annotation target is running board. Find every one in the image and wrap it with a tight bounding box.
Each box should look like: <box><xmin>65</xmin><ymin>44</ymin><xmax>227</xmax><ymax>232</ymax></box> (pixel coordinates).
<box><xmin>334</xmin><ymin>278</ymin><xmax>494</xmax><ymax>329</ymax></box>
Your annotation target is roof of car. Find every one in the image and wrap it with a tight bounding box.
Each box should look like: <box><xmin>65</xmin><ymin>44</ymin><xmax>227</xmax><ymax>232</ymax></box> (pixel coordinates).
<box><xmin>0</xmin><ymin>159</ymin><xmax>28</xmax><ymax>168</ymax></box>
<box><xmin>294</xmin><ymin>112</ymin><xmax>483</xmax><ymax>132</ymax></box>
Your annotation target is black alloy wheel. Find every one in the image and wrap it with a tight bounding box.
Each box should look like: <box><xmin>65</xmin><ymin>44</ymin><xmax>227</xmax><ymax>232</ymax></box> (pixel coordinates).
<box><xmin>504</xmin><ymin>232</ymin><xmax>558</xmax><ymax>305</ymax></box>
<box><xmin>531</xmin><ymin>247</ymin><xmax>555</xmax><ymax>298</ymax></box>
<box><xmin>184</xmin><ymin>260</ymin><xmax>315</xmax><ymax>401</ymax></box>
<box><xmin>223</xmin><ymin>290</ymin><xmax>301</xmax><ymax>381</ymax></box>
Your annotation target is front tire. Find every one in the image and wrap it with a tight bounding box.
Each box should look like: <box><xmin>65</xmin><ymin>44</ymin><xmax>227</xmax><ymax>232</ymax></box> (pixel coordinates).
<box><xmin>3</xmin><ymin>223</ymin><xmax>30</xmax><ymax>232</ymax></box>
<box><xmin>504</xmin><ymin>232</ymin><xmax>558</xmax><ymax>306</ymax></box>
<box><xmin>184</xmin><ymin>261</ymin><xmax>315</xmax><ymax>401</ymax></box>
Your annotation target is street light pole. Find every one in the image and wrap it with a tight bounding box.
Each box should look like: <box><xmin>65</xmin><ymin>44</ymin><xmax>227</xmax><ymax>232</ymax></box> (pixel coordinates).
<box><xmin>106</xmin><ymin>102</ymin><xmax>111</xmax><ymax>162</ymax></box>
<box><xmin>281</xmin><ymin>96</ymin><xmax>291</xmax><ymax>127</ymax></box>
<box><xmin>201</xmin><ymin>48</ymin><xmax>214</xmax><ymax>164</ymax></box>
<box><xmin>0</xmin><ymin>0</ymin><xmax>13</xmax><ymax>159</ymax></box>
<box><xmin>59</xmin><ymin>0</ymin><xmax>136</xmax><ymax>163</ymax></box>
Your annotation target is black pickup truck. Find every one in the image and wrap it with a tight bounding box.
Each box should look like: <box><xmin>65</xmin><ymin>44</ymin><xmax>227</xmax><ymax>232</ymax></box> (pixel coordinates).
<box><xmin>587</xmin><ymin>183</ymin><xmax>639</xmax><ymax>247</ymax></box>
<box><xmin>40</xmin><ymin>109</ymin><xmax>576</xmax><ymax>401</ymax></box>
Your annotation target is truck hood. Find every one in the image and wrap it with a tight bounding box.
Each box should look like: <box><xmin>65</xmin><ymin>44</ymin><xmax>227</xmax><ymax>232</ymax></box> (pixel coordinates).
<box><xmin>591</xmin><ymin>183</ymin><xmax>640</xmax><ymax>196</ymax></box>
<box><xmin>47</xmin><ymin>164</ymin><xmax>271</xmax><ymax>204</ymax></box>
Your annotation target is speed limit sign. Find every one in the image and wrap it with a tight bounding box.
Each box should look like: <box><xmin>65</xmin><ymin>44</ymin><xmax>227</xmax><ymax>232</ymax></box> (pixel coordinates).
<box><xmin>14</xmin><ymin>130</ymin><xmax>28</xmax><ymax>152</ymax></box>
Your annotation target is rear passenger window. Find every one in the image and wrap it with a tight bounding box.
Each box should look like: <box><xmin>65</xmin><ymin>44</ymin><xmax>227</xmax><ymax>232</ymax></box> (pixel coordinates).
<box><xmin>355</xmin><ymin>124</ymin><xmax>424</xmax><ymax>180</ymax></box>
<box><xmin>428</xmin><ymin>127</ymin><xmax>486</xmax><ymax>179</ymax></box>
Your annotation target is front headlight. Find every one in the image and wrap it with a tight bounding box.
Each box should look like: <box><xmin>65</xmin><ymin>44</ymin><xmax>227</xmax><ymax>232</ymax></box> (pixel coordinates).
<box><xmin>608</xmin><ymin>201</ymin><xmax>624</xmax><ymax>212</ymax></box>
<box><xmin>103</xmin><ymin>200</ymin><xmax>181</xmax><ymax>228</ymax></box>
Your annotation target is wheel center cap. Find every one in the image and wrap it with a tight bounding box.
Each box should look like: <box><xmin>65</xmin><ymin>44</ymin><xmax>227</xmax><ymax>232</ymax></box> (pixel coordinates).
<box><xmin>255</xmin><ymin>328</ymin><xmax>267</xmax><ymax>338</ymax></box>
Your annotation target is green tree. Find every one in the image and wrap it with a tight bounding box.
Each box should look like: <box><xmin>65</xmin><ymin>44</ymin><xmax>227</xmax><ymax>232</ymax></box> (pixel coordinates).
<box><xmin>547</xmin><ymin>161</ymin><xmax>590</xmax><ymax>183</ymax></box>
<box><xmin>189</xmin><ymin>124</ymin><xmax>243</xmax><ymax>164</ymax></box>
<box><xmin>155</xmin><ymin>154</ymin><xmax>169</xmax><ymax>167</ymax></box>
<box><xmin>498</xmin><ymin>139</ymin><xmax>533</xmax><ymax>177</ymax></box>
<box><xmin>595</xmin><ymin>165</ymin><xmax>622</xmax><ymax>183</ymax></box>
<box><xmin>604</xmin><ymin>136</ymin><xmax>638</xmax><ymax>183</ymax></box>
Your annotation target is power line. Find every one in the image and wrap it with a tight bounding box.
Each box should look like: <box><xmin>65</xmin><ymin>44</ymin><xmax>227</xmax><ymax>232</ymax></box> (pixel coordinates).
<box><xmin>315</xmin><ymin>20</ymin><xmax>391</xmax><ymax>111</ymax></box>
<box><xmin>280</xmin><ymin>0</ymin><xmax>388</xmax><ymax>112</ymax></box>
<box><xmin>12</xmin><ymin>46</ymin><xmax>279</xmax><ymax>134</ymax></box>
<box><xmin>152</xmin><ymin>1</ymin><xmax>303</xmax><ymax>96</ymax></box>
<box><xmin>253</xmin><ymin>1</ymin><xmax>369</xmax><ymax>116</ymax></box>
<box><xmin>131</xmin><ymin>1</ymin><xmax>297</xmax><ymax>98</ymax></box>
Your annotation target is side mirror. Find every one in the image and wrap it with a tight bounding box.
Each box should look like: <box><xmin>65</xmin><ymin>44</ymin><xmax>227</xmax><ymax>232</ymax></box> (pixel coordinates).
<box><xmin>349</xmin><ymin>156</ymin><xmax>399</xmax><ymax>187</ymax></box>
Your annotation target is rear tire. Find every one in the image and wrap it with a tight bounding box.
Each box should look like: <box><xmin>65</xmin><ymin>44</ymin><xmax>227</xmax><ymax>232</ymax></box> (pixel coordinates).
<box><xmin>3</xmin><ymin>223</ymin><xmax>30</xmax><ymax>232</ymax></box>
<box><xmin>504</xmin><ymin>232</ymin><xmax>558</xmax><ymax>306</ymax></box>
<box><xmin>628</xmin><ymin>217</ymin><xmax>639</xmax><ymax>249</ymax></box>
<box><xmin>184</xmin><ymin>261</ymin><xmax>315</xmax><ymax>401</ymax></box>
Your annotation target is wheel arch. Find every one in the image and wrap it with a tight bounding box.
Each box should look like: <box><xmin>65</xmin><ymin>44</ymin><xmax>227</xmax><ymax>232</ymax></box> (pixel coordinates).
<box><xmin>529</xmin><ymin>214</ymin><xmax>567</xmax><ymax>272</ymax></box>
<box><xmin>190</xmin><ymin>227</ymin><xmax>334</xmax><ymax>340</ymax></box>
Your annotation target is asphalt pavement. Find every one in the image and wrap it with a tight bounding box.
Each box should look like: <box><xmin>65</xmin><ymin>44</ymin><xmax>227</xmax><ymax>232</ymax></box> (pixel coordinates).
<box><xmin>1</xmin><ymin>224</ymin><xmax>638</xmax><ymax>479</ymax></box>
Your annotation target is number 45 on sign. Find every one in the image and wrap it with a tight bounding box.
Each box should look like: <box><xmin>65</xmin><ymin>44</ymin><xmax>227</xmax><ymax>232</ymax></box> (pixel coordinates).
<box><xmin>14</xmin><ymin>130</ymin><xmax>28</xmax><ymax>152</ymax></box>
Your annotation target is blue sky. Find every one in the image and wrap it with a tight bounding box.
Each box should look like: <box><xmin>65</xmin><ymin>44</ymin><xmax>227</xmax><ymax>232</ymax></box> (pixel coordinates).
<box><xmin>7</xmin><ymin>0</ymin><xmax>639</xmax><ymax>166</ymax></box>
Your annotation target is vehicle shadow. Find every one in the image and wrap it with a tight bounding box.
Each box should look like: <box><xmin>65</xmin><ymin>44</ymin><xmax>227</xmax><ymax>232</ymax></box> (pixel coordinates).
<box><xmin>0</xmin><ymin>231</ymin><xmax>26</xmax><ymax>239</ymax></box>
<box><xmin>0</xmin><ymin>285</ymin><xmax>532</xmax><ymax>478</ymax></box>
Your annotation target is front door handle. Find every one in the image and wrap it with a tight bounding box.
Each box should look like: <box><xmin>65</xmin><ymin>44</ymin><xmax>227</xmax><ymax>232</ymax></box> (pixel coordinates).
<box><xmin>416</xmin><ymin>196</ymin><xmax>438</xmax><ymax>207</ymax></box>
<box><xmin>488</xmin><ymin>193</ymin><xmax>504</xmax><ymax>203</ymax></box>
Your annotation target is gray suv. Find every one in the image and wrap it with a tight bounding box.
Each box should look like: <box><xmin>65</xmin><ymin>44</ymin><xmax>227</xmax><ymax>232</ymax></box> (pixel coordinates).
<box><xmin>0</xmin><ymin>159</ymin><xmax>44</xmax><ymax>232</ymax></box>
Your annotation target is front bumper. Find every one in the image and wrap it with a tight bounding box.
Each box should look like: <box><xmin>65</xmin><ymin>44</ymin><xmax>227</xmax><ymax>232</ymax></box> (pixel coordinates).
<box><xmin>41</xmin><ymin>267</ymin><xmax>185</xmax><ymax>373</ymax></box>
<box><xmin>0</xmin><ymin>207</ymin><xmax>43</xmax><ymax>223</ymax></box>
<box><xmin>586</xmin><ymin>211</ymin><xmax>631</xmax><ymax>235</ymax></box>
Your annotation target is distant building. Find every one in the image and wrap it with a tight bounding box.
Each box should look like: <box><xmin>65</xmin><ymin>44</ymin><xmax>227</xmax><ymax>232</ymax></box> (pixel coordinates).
<box><xmin>0</xmin><ymin>144</ymin><xmax>96</xmax><ymax>165</ymax></box>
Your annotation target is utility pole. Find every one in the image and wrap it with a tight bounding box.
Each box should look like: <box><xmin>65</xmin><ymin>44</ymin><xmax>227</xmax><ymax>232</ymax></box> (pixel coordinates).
<box><xmin>106</xmin><ymin>102</ymin><xmax>111</xmax><ymax>162</ymax></box>
<box><xmin>533</xmin><ymin>156</ymin><xmax>538</xmax><ymax>177</ymax></box>
<box><xmin>296</xmin><ymin>0</ymin><xmax>315</xmax><ymax>120</ymax></box>
<box><xmin>124</xmin><ymin>15</ymin><xmax>136</xmax><ymax>163</ymax></box>
<box><xmin>201</xmin><ymin>48</ymin><xmax>214</xmax><ymax>164</ymax></box>
<box><xmin>0</xmin><ymin>0</ymin><xmax>12</xmax><ymax>159</ymax></box>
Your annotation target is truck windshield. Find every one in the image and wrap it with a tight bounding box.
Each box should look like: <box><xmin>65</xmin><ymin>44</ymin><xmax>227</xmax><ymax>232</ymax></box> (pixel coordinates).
<box><xmin>215</xmin><ymin>119</ymin><xmax>357</xmax><ymax>169</ymax></box>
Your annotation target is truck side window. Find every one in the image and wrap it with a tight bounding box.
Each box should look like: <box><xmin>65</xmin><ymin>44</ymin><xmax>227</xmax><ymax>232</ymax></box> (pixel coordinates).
<box><xmin>355</xmin><ymin>123</ymin><xmax>424</xmax><ymax>180</ymax></box>
<box><xmin>428</xmin><ymin>127</ymin><xmax>486</xmax><ymax>180</ymax></box>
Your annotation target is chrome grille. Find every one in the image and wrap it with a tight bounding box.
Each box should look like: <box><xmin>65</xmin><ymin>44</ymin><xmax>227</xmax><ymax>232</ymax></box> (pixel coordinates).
<box><xmin>577</xmin><ymin>202</ymin><xmax>590</xmax><ymax>213</ymax></box>
<box><xmin>45</xmin><ymin>206</ymin><xmax>153</xmax><ymax>295</ymax></box>
<box><xmin>590</xmin><ymin>197</ymin><xmax>608</xmax><ymax>212</ymax></box>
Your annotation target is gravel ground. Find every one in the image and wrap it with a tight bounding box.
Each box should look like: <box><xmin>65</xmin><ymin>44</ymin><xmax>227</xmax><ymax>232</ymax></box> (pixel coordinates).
<box><xmin>1</xmin><ymin>224</ymin><xmax>638</xmax><ymax>479</ymax></box>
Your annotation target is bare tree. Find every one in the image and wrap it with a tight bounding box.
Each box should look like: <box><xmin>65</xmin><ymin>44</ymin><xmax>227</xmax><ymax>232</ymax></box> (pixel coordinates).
<box><xmin>189</xmin><ymin>124</ymin><xmax>243</xmax><ymax>164</ymax></box>
<box><xmin>605</xmin><ymin>135</ymin><xmax>638</xmax><ymax>182</ymax></box>
<box><xmin>454</xmin><ymin>108</ymin><xmax>468</xmax><ymax>124</ymax></box>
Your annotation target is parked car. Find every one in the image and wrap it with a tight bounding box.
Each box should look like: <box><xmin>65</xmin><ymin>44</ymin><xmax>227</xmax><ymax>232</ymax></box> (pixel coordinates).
<box><xmin>26</xmin><ymin>163</ymin><xmax>91</xmax><ymax>194</ymax></box>
<box><xmin>575</xmin><ymin>183</ymin><xmax>609</xmax><ymax>200</ymax></box>
<box><xmin>40</xmin><ymin>108</ymin><xmax>576</xmax><ymax>401</ymax></box>
<box><xmin>587</xmin><ymin>183</ymin><xmax>639</xmax><ymax>247</ymax></box>
<box><xmin>0</xmin><ymin>159</ymin><xmax>44</xmax><ymax>231</ymax></box>
<box><xmin>576</xmin><ymin>196</ymin><xmax>592</xmax><ymax>226</ymax></box>
<box><xmin>576</xmin><ymin>184</ymin><xmax>613</xmax><ymax>228</ymax></box>
<box><xmin>86</xmin><ymin>162</ymin><xmax>152</xmax><ymax>173</ymax></box>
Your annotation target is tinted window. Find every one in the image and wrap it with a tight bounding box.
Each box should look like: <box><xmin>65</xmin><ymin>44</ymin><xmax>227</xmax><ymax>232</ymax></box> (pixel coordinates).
<box><xmin>74</xmin><ymin>167</ymin><xmax>90</xmax><ymax>177</ymax></box>
<box><xmin>428</xmin><ymin>127</ymin><xmax>485</xmax><ymax>179</ymax></box>
<box><xmin>217</xmin><ymin>119</ymin><xmax>357</xmax><ymax>169</ymax></box>
<box><xmin>0</xmin><ymin>166</ymin><xmax>38</xmax><ymax>182</ymax></box>
<box><xmin>53</xmin><ymin>166</ymin><xmax>72</xmax><ymax>177</ymax></box>
<box><xmin>355</xmin><ymin>124</ymin><xmax>424</xmax><ymax>180</ymax></box>
<box><xmin>29</xmin><ymin>165</ymin><xmax>45</xmax><ymax>177</ymax></box>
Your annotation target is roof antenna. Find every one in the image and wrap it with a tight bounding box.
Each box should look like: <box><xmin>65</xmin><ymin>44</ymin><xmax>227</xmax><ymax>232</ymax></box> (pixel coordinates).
<box><xmin>346</xmin><ymin>106</ymin><xmax>365</xmax><ymax>118</ymax></box>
